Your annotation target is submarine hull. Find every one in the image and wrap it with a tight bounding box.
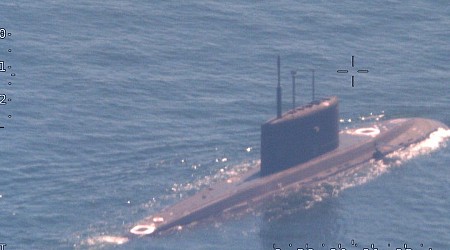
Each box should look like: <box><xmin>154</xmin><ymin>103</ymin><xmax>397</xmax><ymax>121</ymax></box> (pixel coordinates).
<box><xmin>129</xmin><ymin>117</ymin><xmax>448</xmax><ymax>236</ymax></box>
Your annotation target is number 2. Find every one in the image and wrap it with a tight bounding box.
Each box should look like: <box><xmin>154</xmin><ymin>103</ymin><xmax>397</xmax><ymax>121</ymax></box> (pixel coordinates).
<box><xmin>0</xmin><ymin>94</ymin><xmax>6</xmax><ymax>105</ymax></box>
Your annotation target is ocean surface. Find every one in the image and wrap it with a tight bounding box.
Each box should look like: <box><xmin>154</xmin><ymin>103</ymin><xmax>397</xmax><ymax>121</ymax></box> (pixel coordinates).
<box><xmin>0</xmin><ymin>1</ymin><xmax>449</xmax><ymax>249</ymax></box>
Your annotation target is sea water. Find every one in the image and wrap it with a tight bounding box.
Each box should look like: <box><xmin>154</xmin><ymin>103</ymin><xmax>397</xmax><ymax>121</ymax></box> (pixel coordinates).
<box><xmin>0</xmin><ymin>1</ymin><xmax>449</xmax><ymax>249</ymax></box>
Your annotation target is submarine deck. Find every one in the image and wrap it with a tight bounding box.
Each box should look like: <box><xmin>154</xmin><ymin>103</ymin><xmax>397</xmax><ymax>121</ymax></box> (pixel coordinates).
<box><xmin>130</xmin><ymin>118</ymin><xmax>448</xmax><ymax>236</ymax></box>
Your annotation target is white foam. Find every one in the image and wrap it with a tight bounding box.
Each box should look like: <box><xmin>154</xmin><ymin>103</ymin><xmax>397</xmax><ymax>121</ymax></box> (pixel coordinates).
<box><xmin>302</xmin><ymin>127</ymin><xmax>450</xmax><ymax>209</ymax></box>
<box><xmin>340</xmin><ymin>111</ymin><xmax>385</xmax><ymax>124</ymax></box>
<box><xmin>153</xmin><ymin>216</ymin><xmax>164</xmax><ymax>222</ymax></box>
<box><xmin>84</xmin><ymin>235</ymin><xmax>129</xmax><ymax>245</ymax></box>
<box><xmin>387</xmin><ymin>127</ymin><xmax>450</xmax><ymax>161</ymax></box>
<box><xmin>169</xmin><ymin>160</ymin><xmax>259</xmax><ymax>194</ymax></box>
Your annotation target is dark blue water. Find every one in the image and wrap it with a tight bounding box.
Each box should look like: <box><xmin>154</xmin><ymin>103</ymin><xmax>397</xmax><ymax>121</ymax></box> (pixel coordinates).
<box><xmin>1</xmin><ymin>1</ymin><xmax>449</xmax><ymax>249</ymax></box>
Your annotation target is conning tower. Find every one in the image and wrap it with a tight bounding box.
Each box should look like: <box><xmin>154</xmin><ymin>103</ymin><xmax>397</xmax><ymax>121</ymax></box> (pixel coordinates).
<box><xmin>260</xmin><ymin>57</ymin><xmax>339</xmax><ymax>176</ymax></box>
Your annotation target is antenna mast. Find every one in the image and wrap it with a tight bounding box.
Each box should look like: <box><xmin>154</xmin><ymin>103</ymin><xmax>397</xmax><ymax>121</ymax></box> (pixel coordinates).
<box><xmin>311</xmin><ymin>69</ymin><xmax>315</xmax><ymax>101</ymax></box>
<box><xmin>277</xmin><ymin>55</ymin><xmax>282</xmax><ymax>118</ymax></box>
<box><xmin>291</xmin><ymin>70</ymin><xmax>297</xmax><ymax>110</ymax></box>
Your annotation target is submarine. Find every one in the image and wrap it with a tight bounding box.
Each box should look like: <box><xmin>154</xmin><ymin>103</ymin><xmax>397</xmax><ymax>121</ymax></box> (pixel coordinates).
<box><xmin>129</xmin><ymin>56</ymin><xmax>448</xmax><ymax>236</ymax></box>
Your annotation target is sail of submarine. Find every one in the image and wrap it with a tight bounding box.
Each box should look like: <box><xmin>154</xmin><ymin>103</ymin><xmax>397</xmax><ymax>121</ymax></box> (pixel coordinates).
<box><xmin>129</xmin><ymin>56</ymin><xmax>448</xmax><ymax>236</ymax></box>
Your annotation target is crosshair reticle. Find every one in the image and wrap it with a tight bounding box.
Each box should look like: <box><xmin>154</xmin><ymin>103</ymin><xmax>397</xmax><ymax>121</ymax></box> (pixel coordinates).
<box><xmin>337</xmin><ymin>56</ymin><xmax>369</xmax><ymax>87</ymax></box>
